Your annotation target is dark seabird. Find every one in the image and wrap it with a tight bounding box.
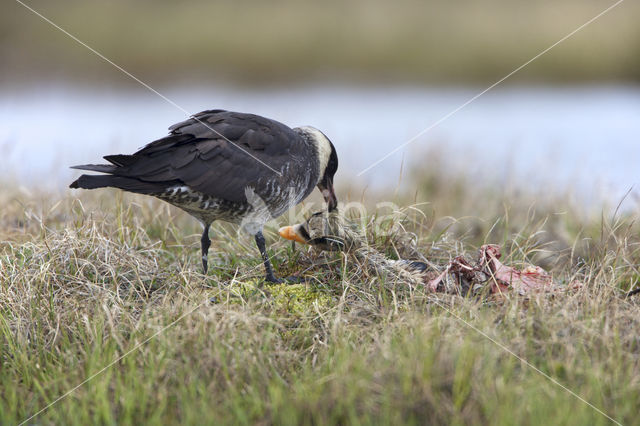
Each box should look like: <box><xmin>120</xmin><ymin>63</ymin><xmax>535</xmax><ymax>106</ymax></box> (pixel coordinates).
<box><xmin>69</xmin><ymin>109</ymin><xmax>338</xmax><ymax>282</ymax></box>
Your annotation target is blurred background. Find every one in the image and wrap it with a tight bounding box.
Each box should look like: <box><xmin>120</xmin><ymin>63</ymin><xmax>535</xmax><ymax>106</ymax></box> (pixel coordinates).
<box><xmin>1</xmin><ymin>0</ymin><xmax>639</xmax><ymax>209</ymax></box>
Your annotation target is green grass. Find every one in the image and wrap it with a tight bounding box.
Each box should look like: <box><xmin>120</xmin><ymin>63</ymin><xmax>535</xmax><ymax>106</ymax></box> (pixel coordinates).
<box><xmin>1</xmin><ymin>177</ymin><xmax>640</xmax><ymax>425</ymax></box>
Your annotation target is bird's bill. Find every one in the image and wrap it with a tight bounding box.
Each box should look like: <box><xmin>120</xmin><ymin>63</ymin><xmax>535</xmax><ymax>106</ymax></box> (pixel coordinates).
<box><xmin>278</xmin><ymin>225</ymin><xmax>309</xmax><ymax>244</ymax></box>
<box><xmin>320</xmin><ymin>184</ymin><xmax>338</xmax><ymax>211</ymax></box>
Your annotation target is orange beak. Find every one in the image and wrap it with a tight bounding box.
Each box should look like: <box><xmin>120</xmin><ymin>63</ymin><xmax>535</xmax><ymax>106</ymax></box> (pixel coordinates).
<box><xmin>278</xmin><ymin>225</ymin><xmax>309</xmax><ymax>244</ymax></box>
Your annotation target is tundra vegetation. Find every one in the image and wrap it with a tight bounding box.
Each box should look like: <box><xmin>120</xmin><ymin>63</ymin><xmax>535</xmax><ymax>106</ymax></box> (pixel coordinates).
<box><xmin>1</xmin><ymin>165</ymin><xmax>639</xmax><ymax>425</ymax></box>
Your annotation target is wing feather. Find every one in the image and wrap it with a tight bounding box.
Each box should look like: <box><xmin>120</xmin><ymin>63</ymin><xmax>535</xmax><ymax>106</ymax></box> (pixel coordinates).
<box><xmin>106</xmin><ymin>110</ymin><xmax>305</xmax><ymax>203</ymax></box>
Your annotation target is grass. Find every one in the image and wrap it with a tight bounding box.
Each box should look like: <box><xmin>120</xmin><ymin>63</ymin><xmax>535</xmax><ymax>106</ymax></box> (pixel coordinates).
<box><xmin>1</xmin><ymin>174</ymin><xmax>640</xmax><ymax>425</ymax></box>
<box><xmin>3</xmin><ymin>0</ymin><xmax>640</xmax><ymax>86</ymax></box>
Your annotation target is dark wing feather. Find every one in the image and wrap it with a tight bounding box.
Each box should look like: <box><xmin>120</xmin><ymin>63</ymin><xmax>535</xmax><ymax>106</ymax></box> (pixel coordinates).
<box><xmin>104</xmin><ymin>154</ymin><xmax>137</xmax><ymax>167</ymax></box>
<box><xmin>108</xmin><ymin>110</ymin><xmax>303</xmax><ymax>202</ymax></box>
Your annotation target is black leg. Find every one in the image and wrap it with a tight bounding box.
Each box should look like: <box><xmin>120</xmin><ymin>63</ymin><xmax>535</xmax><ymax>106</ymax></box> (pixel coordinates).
<box><xmin>255</xmin><ymin>231</ymin><xmax>282</xmax><ymax>283</ymax></box>
<box><xmin>201</xmin><ymin>223</ymin><xmax>211</xmax><ymax>274</ymax></box>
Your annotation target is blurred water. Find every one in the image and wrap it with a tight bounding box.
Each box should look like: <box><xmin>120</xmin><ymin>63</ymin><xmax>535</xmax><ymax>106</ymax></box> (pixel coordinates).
<box><xmin>1</xmin><ymin>84</ymin><xmax>639</xmax><ymax>207</ymax></box>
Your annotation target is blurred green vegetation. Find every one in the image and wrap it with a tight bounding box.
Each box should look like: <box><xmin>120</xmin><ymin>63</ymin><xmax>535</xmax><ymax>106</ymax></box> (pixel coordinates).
<box><xmin>2</xmin><ymin>0</ymin><xmax>639</xmax><ymax>86</ymax></box>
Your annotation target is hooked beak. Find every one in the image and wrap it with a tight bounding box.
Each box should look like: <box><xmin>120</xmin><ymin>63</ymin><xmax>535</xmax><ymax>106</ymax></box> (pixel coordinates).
<box><xmin>278</xmin><ymin>225</ymin><xmax>309</xmax><ymax>244</ymax></box>
<box><xmin>320</xmin><ymin>181</ymin><xmax>338</xmax><ymax>212</ymax></box>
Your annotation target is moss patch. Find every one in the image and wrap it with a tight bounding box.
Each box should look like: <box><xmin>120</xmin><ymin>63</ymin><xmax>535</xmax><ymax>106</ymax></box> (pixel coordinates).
<box><xmin>265</xmin><ymin>283</ymin><xmax>332</xmax><ymax>316</ymax></box>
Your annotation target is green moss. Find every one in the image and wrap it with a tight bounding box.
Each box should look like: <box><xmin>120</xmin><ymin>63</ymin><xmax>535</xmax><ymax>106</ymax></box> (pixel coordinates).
<box><xmin>265</xmin><ymin>283</ymin><xmax>331</xmax><ymax>316</ymax></box>
<box><xmin>209</xmin><ymin>279</ymin><xmax>331</xmax><ymax>316</ymax></box>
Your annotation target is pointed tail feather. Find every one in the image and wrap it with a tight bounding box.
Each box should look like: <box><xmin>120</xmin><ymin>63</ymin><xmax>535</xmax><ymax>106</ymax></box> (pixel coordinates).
<box><xmin>70</xmin><ymin>164</ymin><xmax>117</xmax><ymax>173</ymax></box>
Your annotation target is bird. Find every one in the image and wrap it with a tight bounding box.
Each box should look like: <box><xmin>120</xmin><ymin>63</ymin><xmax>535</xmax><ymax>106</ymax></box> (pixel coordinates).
<box><xmin>278</xmin><ymin>211</ymin><xmax>566</xmax><ymax>296</ymax></box>
<box><xmin>69</xmin><ymin>109</ymin><xmax>339</xmax><ymax>282</ymax></box>
<box><xmin>278</xmin><ymin>211</ymin><xmax>430</xmax><ymax>287</ymax></box>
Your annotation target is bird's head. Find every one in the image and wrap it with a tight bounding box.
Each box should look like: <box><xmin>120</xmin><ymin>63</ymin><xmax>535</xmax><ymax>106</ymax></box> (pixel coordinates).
<box><xmin>294</xmin><ymin>126</ymin><xmax>338</xmax><ymax>211</ymax></box>
<box><xmin>278</xmin><ymin>211</ymin><xmax>346</xmax><ymax>251</ymax></box>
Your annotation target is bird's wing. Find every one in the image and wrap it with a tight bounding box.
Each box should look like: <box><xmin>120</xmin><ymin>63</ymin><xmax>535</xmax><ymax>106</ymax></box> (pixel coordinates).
<box><xmin>107</xmin><ymin>110</ymin><xmax>301</xmax><ymax>203</ymax></box>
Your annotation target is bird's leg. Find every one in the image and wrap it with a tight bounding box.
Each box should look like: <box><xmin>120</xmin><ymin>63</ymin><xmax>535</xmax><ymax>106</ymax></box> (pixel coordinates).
<box><xmin>201</xmin><ymin>223</ymin><xmax>211</xmax><ymax>274</ymax></box>
<box><xmin>254</xmin><ymin>231</ymin><xmax>282</xmax><ymax>283</ymax></box>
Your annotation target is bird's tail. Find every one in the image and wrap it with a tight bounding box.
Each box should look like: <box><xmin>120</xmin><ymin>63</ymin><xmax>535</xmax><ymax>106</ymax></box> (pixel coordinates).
<box><xmin>69</xmin><ymin>173</ymin><xmax>163</xmax><ymax>194</ymax></box>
